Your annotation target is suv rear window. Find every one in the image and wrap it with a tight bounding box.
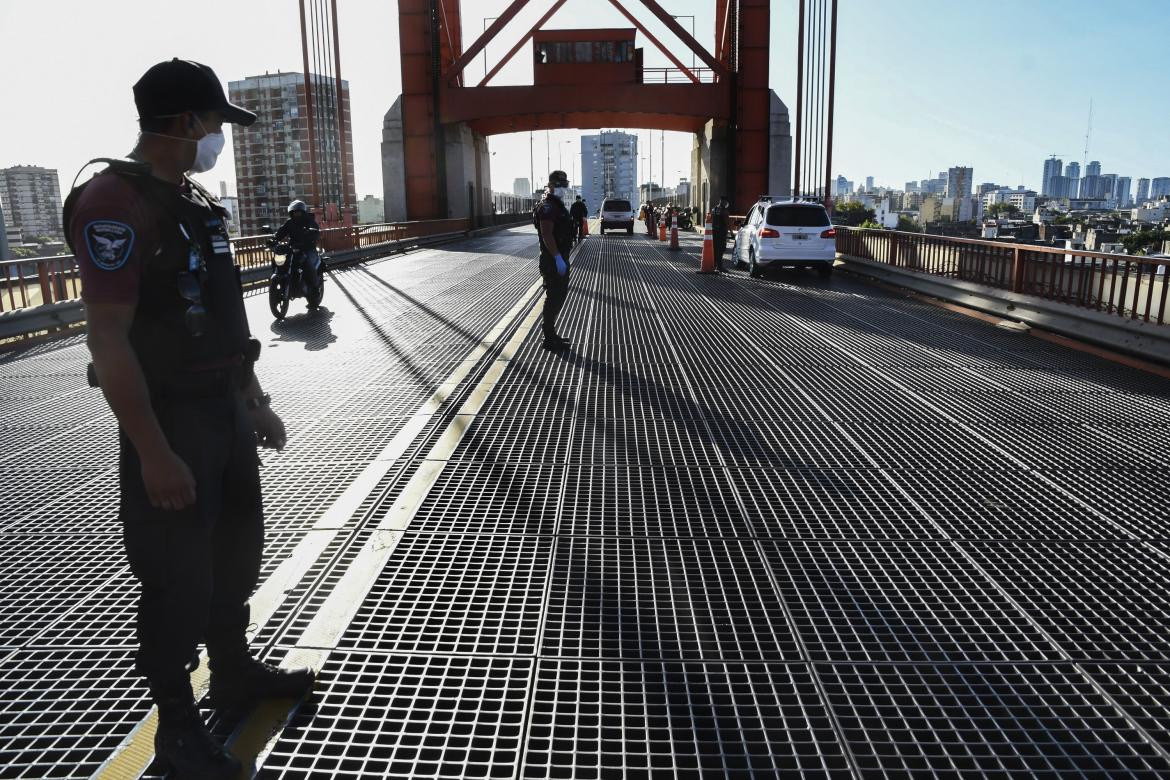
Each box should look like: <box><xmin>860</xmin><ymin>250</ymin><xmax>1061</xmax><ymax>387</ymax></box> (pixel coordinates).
<box><xmin>766</xmin><ymin>205</ymin><xmax>830</xmax><ymax>227</ymax></box>
<box><xmin>603</xmin><ymin>200</ymin><xmax>632</xmax><ymax>212</ymax></box>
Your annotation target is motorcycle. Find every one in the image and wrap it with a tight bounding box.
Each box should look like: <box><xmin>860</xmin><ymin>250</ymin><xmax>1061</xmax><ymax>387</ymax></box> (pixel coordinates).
<box><xmin>676</xmin><ymin>211</ymin><xmax>694</xmax><ymax>231</ymax></box>
<box><xmin>266</xmin><ymin>239</ymin><xmax>325</xmax><ymax>320</ymax></box>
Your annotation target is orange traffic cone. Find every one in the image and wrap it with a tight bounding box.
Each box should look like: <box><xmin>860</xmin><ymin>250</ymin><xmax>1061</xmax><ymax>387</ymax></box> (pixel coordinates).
<box><xmin>698</xmin><ymin>214</ymin><xmax>716</xmax><ymax>273</ymax></box>
<box><xmin>669</xmin><ymin>214</ymin><xmax>680</xmax><ymax>251</ymax></box>
<box><xmin>658</xmin><ymin>218</ymin><xmax>667</xmax><ymax>241</ymax></box>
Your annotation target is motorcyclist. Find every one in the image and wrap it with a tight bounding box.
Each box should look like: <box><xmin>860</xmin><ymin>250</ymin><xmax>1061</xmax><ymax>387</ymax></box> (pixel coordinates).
<box><xmin>273</xmin><ymin>200</ymin><xmax>322</xmax><ymax>297</ymax></box>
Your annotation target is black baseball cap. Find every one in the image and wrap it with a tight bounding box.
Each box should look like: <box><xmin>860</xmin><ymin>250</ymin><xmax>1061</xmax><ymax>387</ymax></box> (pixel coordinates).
<box><xmin>134</xmin><ymin>59</ymin><xmax>257</xmax><ymax>126</ymax></box>
<box><xmin>548</xmin><ymin>170</ymin><xmax>569</xmax><ymax>186</ymax></box>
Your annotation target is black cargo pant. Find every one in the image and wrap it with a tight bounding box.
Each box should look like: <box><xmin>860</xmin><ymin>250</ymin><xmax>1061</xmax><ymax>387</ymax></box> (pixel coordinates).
<box><xmin>120</xmin><ymin>391</ymin><xmax>263</xmax><ymax>692</ymax></box>
<box><xmin>539</xmin><ymin>257</ymin><xmax>571</xmax><ymax>338</ymax></box>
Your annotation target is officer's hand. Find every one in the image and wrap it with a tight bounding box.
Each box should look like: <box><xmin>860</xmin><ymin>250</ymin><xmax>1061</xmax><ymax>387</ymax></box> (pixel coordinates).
<box><xmin>251</xmin><ymin>406</ymin><xmax>287</xmax><ymax>450</ymax></box>
<box><xmin>554</xmin><ymin>254</ymin><xmax>568</xmax><ymax>276</ymax></box>
<box><xmin>142</xmin><ymin>450</ymin><xmax>197</xmax><ymax>512</ymax></box>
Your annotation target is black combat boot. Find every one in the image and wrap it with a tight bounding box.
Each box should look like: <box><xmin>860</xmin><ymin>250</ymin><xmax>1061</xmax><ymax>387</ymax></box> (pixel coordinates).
<box><xmin>154</xmin><ymin>687</ymin><xmax>241</xmax><ymax>779</ymax></box>
<box><xmin>208</xmin><ymin>654</ymin><xmax>316</xmax><ymax>717</ymax></box>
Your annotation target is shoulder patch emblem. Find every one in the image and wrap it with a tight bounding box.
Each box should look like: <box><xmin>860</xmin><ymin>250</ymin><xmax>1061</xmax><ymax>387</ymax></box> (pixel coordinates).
<box><xmin>84</xmin><ymin>220</ymin><xmax>135</xmax><ymax>271</ymax></box>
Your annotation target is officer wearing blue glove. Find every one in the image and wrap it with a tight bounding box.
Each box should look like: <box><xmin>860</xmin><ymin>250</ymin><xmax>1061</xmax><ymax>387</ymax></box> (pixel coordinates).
<box><xmin>533</xmin><ymin>170</ymin><xmax>576</xmax><ymax>350</ymax></box>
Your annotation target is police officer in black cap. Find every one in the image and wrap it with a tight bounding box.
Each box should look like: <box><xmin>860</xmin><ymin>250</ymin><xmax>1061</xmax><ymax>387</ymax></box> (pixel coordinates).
<box><xmin>64</xmin><ymin>59</ymin><xmax>314</xmax><ymax>778</ymax></box>
<box><xmin>533</xmin><ymin>170</ymin><xmax>575</xmax><ymax>349</ymax></box>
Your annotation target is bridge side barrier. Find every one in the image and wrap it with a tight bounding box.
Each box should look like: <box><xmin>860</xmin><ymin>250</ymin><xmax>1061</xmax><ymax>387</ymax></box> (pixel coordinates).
<box><xmin>0</xmin><ymin>216</ymin><xmax>530</xmax><ymax>344</ymax></box>
<box><xmin>837</xmin><ymin>226</ymin><xmax>1170</xmax><ymax>364</ymax></box>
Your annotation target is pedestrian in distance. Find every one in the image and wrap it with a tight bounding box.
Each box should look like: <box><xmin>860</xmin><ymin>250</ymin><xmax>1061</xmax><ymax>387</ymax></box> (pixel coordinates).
<box><xmin>533</xmin><ymin>170</ymin><xmax>576</xmax><ymax>350</ymax></box>
<box><xmin>569</xmin><ymin>194</ymin><xmax>588</xmax><ymax>245</ymax></box>
<box><xmin>63</xmin><ymin>58</ymin><xmax>315</xmax><ymax>779</ymax></box>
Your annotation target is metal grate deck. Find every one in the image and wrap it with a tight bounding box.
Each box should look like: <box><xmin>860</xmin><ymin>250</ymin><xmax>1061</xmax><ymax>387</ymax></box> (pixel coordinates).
<box><xmin>3</xmin><ymin>228</ymin><xmax>1170</xmax><ymax>777</ymax></box>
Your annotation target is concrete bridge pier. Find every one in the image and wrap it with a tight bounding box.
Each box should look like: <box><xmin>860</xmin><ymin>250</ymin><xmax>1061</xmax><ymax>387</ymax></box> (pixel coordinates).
<box><xmin>691</xmin><ymin>89</ymin><xmax>791</xmax><ymax>214</ymax></box>
<box><xmin>382</xmin><ymin>95</ymin><xmax>492</xmax><ymax>225</ymax></box>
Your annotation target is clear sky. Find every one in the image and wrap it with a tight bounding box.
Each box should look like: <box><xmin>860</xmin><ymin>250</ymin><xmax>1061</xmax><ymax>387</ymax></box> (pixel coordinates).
<box><xmin>1</xmin><ymin>0</ymin><xmax>1167</xmax><ymax>203</ymax></box>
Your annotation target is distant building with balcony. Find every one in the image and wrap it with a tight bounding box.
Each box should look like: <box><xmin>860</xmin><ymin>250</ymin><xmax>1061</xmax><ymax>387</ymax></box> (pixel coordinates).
<box><xmin>581</xmin><ymin>131</ymin><xmax>637</xmax><ymax>211</ymax></box>
<box><xmin>228</xmin><ymin>72</ymin><xmax>357</xmax><ymax>235</ymax></box>
<box><xmin>946</xmin><ymin>166</ymin><xmax>973</xmax><ymax>198</ymax></box>
<box><xmin>0</xmin><ymin>165</ymin><xmax>63</xmax><ymax>242</ymax></box>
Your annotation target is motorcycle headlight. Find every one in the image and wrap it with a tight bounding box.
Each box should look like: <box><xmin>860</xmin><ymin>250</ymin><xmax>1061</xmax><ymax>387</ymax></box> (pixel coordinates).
<box><xmin>274</xmin><ymin>254</ymin><xmax>288</xmax><ymax>266</ymax></box>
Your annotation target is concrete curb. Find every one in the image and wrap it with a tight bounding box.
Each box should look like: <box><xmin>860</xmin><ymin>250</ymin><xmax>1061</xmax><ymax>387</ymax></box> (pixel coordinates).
<box><xmin>840</xmin><ymin>254</ymin><xmax>1170</xmax><ymax>366</ymax></box>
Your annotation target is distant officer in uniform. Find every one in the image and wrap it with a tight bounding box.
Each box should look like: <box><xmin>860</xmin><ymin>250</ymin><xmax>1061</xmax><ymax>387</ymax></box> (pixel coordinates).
<box><xmin>534</xmin><ymin>170</ymin><xmax>575</xmax><ymax>350</ymax></box>
<box><xmin>65</xmin><ymin>59</ymin><xmax>314</xmax><ymax>778</ymax></box>
<box><xmin>569</xmin><ymin>195</ymin><xmax>588</xmax><ymax>245</ymax></box>
<box><xmin>712</xmin><ymin>195</ymin><xmax>731</xmax><ymax>271</ymax></box>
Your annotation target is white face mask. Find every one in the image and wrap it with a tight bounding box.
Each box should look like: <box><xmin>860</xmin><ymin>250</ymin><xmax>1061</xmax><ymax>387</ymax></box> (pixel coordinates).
<box><xmin>144</xmin><ymin>115</ymin><xmax>224</xmax><ymax>173</ymax></box>
<box><xmin>191</xmin><ymin>127</ymin><xmax>225</xmax><ymax>173</ymax></box>
<box><xmin>553</xmin><ymin>186</ymin><xmax>568</xmax><ymax>200</ymax></box>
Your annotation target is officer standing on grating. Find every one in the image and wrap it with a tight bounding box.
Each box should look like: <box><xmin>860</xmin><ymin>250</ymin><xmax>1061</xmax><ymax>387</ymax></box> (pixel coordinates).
<box><xmin>569</xmin><ymin>194</ymin><xmax>588</xmax><ymax>245</ymax></box>
<box><xmin>712</xmin><ymin>194</ymin><xmax>731</xmax><ymax>272</ymax></box>
<box><xmin>64</xmin><ymin>59</ymin><xmax>314</xmax><ymax>779</ymax></box>
<box><xmin>533</xmin><ymin>170</ymin><xmax>575</xmax><ymax>350</ymax></box>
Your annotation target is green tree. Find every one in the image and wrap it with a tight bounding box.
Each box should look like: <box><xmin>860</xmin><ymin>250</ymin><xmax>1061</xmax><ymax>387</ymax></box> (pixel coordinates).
<box><xmin>987</xmin><ymin>202</ymin><xmax>1020</xmax><ymax>218</ymax></box>
<box><xmin>834</xmin><ymin>202</ymin><xmax>876</xmax><ymax>227</ymax></box>
<box><xmin>1121</xmin><ymin>229</ymin><xmax>1169</xmax><ymax>255</ymax></box>
<box><xmin>859</xmin><ymin>218</ymin><xmax>883</xmax><ymax>229</ymax></box>
<box><xmin>895</xmin><ymin>215</ymin><xmax>920</xmax><ymax>232</ymax></box>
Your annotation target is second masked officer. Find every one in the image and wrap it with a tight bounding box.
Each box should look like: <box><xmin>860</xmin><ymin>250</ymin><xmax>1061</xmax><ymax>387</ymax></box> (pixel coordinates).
<box><xmin>534</xmin><ymin>169</ymin><xmax>576</xmax><ymax>350</ymax></box>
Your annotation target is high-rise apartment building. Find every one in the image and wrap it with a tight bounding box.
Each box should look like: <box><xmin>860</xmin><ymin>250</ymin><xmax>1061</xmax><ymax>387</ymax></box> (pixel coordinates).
<box><xmin>1086</xmin><ymin>160</ymin><xmax>1102</xmax><ymax>177</ymax></box>
<box><xmin>0</xmin><ymin>198</ymin><xmax>9</xmax><ymax>261</ymax></box>
<box><xmin>1080</xmin><ymin>174</ymin><xmax>1103</xmax><ymax>199</ymax></box>
<box><xmin>1151</xmin><ymin>178</ymin><xmax>1170</xmax><ymax>199</ymax></box>
<box><xmin>1064</xmin><ymin>162</ymin><xmax>1080</xmax><ymax>200</ymax></box>
<box><xmin>0</xmin><ymin>166</ymin><xmax>64</xmax><ymax>242</ymax></box>
<box><xmin>1115</xmin><ymin>177</ymin><xmax>1132</xmax><ymax>208</ymax></box>
<box><xmin>228</xmin><ymin>72</ymin><xmax>357</xmax><ymax>235</ymax></box>
<box><xmin>580</xmin><ymin>131</ymin><xmax>637</xmax><ymax>210</ymax></box>
<box><xmin>865</xmin><ymin>176</ymin><xmax>874</xmax><ymax>192</ymax></box>
<box><xmin>512</xmin><ymin>178</ymin><xmax>531</xmax><ymax>197</ymax></box>
<box><xmin>1136</xmin><ymin>178</ymin><xmax>1151</xmax><ymax>204</ymax></box>
<box><xmin>1041</xmin><ymin>157</ymin><xmax>1062</xmax><ymax>196</ymax></box>
<box><xmin>946</xmin><ymin>167</ymin><xmax>973</xmax><ymax>198</ymax></box>
<box><xmin>1101</xmin><ymin>173</ymin><xmax>1118</xmax><ymax>203</ymax></box>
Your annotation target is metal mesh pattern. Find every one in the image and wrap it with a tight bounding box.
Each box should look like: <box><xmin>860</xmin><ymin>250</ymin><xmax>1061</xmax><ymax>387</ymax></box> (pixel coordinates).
<box><xmin>821</xmin><ymin>663</ymin><xmax>1170</xmax><ymax>777</ymax></box>
<box><xmin>522</xmin><ymin>661</ymin><xmax>853</xmax><ymax>778</ymax></box>
<box><xmin>764</xmin><ymin>540</ymin><xmax>1062</xmax><ymax>662</ymax></box>
<box><xmin>339</xmin><ymin>533</ymin><xmax>552</xmax><ymax>655</ymax></box>
<box><xmin>542</xmin><ymin>537</ymin><xmax>802</xmax><ymax>660</ymax></box>
<box><xmin>258</xmin><ymin>653</ymin><xmax>531</xmax><ymax>779</ymax></box>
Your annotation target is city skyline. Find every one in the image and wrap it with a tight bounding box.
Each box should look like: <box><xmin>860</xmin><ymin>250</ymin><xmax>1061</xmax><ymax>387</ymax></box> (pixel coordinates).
<box><xmin>2</xmin><ymin>1</ymin><xmax>1168</xmax><ymax>207</ymax></box>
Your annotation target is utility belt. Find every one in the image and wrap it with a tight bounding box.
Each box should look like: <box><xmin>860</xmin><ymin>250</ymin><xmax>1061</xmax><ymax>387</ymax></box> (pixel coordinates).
<box><xmin>86</xmin><ymin>338</ymin><xmax>261</xmax><ymax>399</ymax></box>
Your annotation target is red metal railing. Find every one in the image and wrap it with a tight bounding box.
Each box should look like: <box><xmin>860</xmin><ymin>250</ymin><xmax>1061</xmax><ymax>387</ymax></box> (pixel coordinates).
<box><xmin>0</xmin><ymin>216</ymin><xmax>518</xmax><ymax>315</ymax></box>
<box><xmin>838</xmin><ymin>227</ymin><xmax>1170</xmax><ymax>326</ymax></box>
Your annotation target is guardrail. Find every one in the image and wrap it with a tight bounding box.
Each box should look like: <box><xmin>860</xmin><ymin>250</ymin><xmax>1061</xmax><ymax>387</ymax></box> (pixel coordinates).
<box><xmin>838</xmin><ymin>227</ymin><xmax>1169</xmax><ymax>326</ymax></box>
<box><xmin>0</xmin><ymin>215</ymin><xmax>526</xmax><ymax>316</ymax></box>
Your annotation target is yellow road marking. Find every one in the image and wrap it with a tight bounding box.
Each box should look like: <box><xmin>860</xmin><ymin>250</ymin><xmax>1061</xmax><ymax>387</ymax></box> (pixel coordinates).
<box><xmin>230</xmin><ymin>297</ymin><xmax>544</xmax><ymax>776</ymax></box>
<box><xmin>92</xmin><ymin>278</ymin><xmax>543</xmax><ymax>780</ymax></box>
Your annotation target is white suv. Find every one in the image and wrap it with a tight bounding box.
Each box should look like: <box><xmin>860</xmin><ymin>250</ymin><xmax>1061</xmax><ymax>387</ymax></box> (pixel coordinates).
<box><xmin>599</xmin><ymin>198</ymin><xmax>635</xmax><ymax>235</ymax></box>
<box><xmin>732</xmin><ymin>198</ymin><xmax>837</xmax><ymax>278</ymax></box>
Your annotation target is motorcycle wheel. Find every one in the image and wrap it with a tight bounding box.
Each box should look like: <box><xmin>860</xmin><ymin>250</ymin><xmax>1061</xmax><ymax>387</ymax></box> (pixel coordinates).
<box><xmin>269</xmin><ymin>280</ymin><xmax>290</xmax><ymax>320</ymax></box>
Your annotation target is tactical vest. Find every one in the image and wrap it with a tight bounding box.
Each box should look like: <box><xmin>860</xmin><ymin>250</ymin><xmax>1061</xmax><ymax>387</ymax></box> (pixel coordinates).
<box><xmin>532</xmin><ymin>196</ymin><xmax>575</xmax><ymax>259</ymax></box>
<box><xmin>64</xmin><ymin>161</ymin><xmax>254</xmax><ymax>386</ymax></box>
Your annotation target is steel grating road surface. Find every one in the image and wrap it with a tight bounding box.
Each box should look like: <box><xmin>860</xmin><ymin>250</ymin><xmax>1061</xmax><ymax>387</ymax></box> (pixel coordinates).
<box><xmin>1</xmin><ymin>226</ymin><xmax>1170</xmax><ymax>778</ymax></box>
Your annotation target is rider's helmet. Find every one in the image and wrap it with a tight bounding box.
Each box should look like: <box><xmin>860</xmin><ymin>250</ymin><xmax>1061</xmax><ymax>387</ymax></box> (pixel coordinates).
<box><xmin>287</xmin><ymin>199</ymin><xmax>308</xmax><ymax>216</ymax></box>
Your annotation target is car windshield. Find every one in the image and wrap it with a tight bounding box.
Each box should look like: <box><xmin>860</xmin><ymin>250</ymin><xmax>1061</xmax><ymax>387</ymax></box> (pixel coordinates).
<box><xmin>604</xmin><ymin>200</ymin><xmax>631</xmax><ymax>212</ymax></box>
<box><xmin>766</xmin><ymin>205</ymin><xmax>830</xmax><ymax>227</ymax></box>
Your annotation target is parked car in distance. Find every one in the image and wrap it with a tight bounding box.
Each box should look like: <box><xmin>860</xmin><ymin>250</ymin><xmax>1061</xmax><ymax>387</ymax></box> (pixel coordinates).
<box><xmin>732</xmin><ymin>197</ymin><xmax>837</xmax><ymax>278</ymax></box>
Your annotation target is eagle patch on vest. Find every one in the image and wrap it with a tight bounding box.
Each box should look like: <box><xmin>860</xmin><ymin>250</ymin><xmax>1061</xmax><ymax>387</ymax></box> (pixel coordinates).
<box><xmin>83</xmin><ymin>220</ymin><xmax>135</xmax><ymax>271</ymax></box>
